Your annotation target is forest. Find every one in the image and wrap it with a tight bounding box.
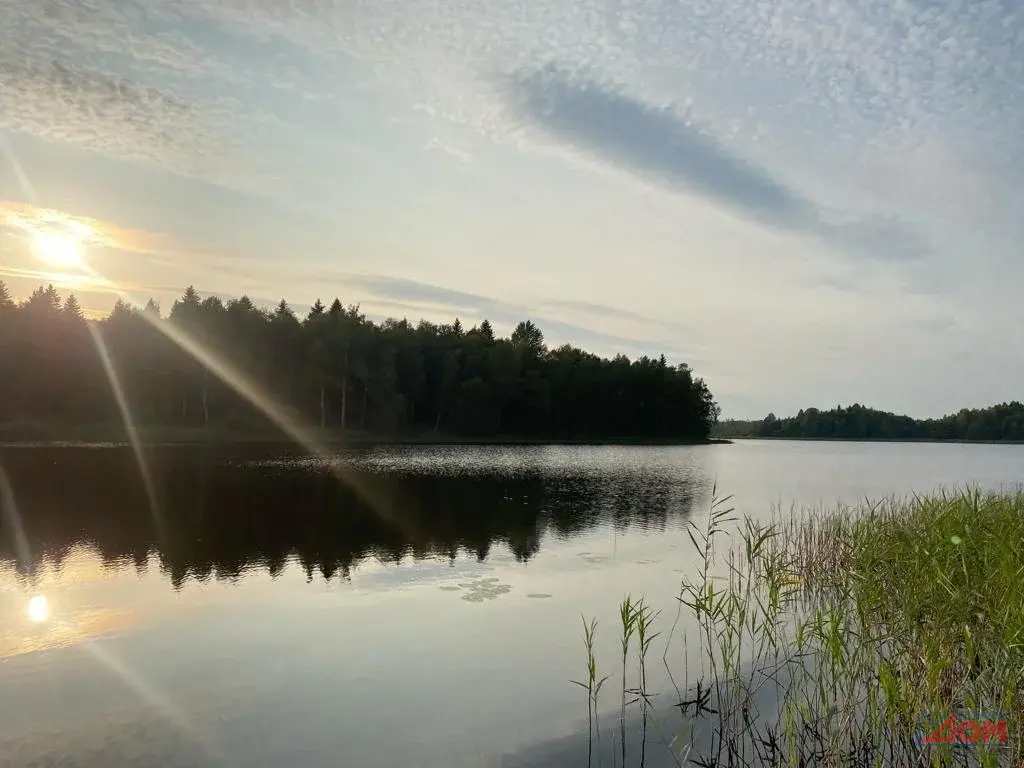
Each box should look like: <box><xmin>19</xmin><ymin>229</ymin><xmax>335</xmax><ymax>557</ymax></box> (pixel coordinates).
<box><xmin>713</xmin><ymin>402</ymin><xmax>1024</xmax><ymax>441</ymax></box>
<box><xmin>0</xmin><ymin>282</ymin><xmax>720</xmax><ymax>441</ymax></box>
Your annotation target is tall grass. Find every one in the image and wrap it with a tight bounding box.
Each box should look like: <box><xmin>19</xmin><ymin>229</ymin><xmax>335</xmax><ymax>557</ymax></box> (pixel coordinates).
<box><xmin>574</xmin><ymin>487</ymin><xmax>1024</xmax><ymax>766</ymax></box>
<box><xmin>572</xmin><ymin>615</ymin><xmax>610</xmax><ymax>768</ymax></box>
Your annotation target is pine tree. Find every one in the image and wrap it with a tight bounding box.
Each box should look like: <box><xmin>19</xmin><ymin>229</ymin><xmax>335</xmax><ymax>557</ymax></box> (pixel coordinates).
<box><xmin>43</xmin><ymin>284</ymin><xmax>63</xmax><ymax>313</ymax></box>
<box><xmin>110</xmin><ymin>298</ymin><xmax>135</xmax><ymax>321</ymax></box>
<box><xmin>23</xmin><ymin>285</ymin><xmax>62</xmax><ymax>317</ymax></box>
<box><xmin>0</xmin><ymin>280</ymin><xmax>724</xmax><ymax>441</ymax></box>
<box><xmin>62</xmin><ymin>294</ymin><xmax>85</xmax><ymax>321</ymax></box>
<box><xmin>181</xmin><ymin>286</ymin><xmax>201</xmax><ymax>307</ymax></box>
<box><xmin>0</xmin><ymin>281</ymin><xmax>13</xmax><ymax>311</ymax></box>
<box><xmin>171</xmin><ymin>286</ymin><xmax>202</xmax><ymax>324</ymax></box>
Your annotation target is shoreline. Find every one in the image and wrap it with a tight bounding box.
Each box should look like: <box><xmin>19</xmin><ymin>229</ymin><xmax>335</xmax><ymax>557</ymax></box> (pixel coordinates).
<box><xmin>716</xmin><ymin>435</ymin><xmax>1024</xmax><ymax>445</ymax></box>
<box><xmin>0</xmin><ymin>424</ymin><xmax>731</xmax><ymax>448</ymax></box>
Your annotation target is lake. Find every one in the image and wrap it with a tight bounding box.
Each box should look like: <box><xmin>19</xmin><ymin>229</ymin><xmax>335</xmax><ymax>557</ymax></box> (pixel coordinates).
<box><xmin>1</xmin><ymin>440</ymin><xmax>1023</xmax><ymax>767</ymax></box>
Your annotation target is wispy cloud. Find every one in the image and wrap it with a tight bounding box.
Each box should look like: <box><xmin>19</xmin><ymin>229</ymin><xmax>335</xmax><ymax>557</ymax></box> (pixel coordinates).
<box><xmin>0</xmin><ymin>199</ymin><xmax>281</xmax><ymax>311</ymax></box>
<box><xmin>342</xmin><ymin>273</ymin><xmax>703</xmax><ymax>363</ymax></box>
<box><xmin>0</xmin><ymin>265</ymin><xmax>118</xmax><ymax>293</ymax></box>
<box><xmin>537</xmin><ymin>297</ymin><xmax>681</xmax><ymax>328</ymax></box>
<box><xmin>500</xmin><ymin>66</ymin><xmax>930</xmax><ymax>261</ymax></box>
<box><xmin>424</xmin><ymin>136</ymin><xmax>474</xmax><ymax>164</ymax></box>
<box><xmin>0</xmin><ymin>201</ymin><xmax>702</xmax><ymax>363</ymax></box>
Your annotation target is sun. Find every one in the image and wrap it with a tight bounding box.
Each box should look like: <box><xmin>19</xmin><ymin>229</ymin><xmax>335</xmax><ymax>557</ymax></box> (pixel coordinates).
<box><xmin>32</xmin><ymin>230</ymin><xmax>84</xmax><ymax>268</ymax></box>
<box><xmin>27</xmin><ymin>595</ymin><xmax>50</xmax><ymax>623</ymax></box>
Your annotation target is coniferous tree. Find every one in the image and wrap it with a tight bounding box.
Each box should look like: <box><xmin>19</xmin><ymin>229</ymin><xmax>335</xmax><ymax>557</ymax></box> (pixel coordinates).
<box><xmin>62</xmin><ymin>294</ymin><xmax>84</xmax><ymax>320</ymax></box>
<box><xmin>715</xmin><ymin>402</ymin><xmax>1024</xmax><ymax>442</ymax></box>
<box><xmin>0</xmin><ymin>281</ymin><xmax>13</xmax><ymax>312</ymax></box>
<box><xmin>0</xmin><ymin>282</ymin><xmax>724</xmax><ymax>441</ymax></box>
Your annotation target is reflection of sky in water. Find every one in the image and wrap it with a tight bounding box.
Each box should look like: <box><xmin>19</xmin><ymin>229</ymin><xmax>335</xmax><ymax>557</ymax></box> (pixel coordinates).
<box><xmin>3</xmin><ymin>442</ymin><xmax>1024</xmax><ymax>767</ymax></box>
<box><xmin>0</xmin><ymin>527</ymin><xmax>694</xmax><ymax>768</ymax></box>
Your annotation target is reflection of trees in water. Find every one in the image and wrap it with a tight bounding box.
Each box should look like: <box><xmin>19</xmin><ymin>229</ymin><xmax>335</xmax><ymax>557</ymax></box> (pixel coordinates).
<box><xmin>0</xmin><ymin>447</ymin><xmax>709</xmax><ymax>589</ymax></box>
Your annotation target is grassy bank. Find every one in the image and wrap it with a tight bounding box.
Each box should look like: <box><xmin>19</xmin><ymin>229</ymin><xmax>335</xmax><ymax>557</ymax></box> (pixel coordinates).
<box><xmin>577</xmin><ymin>489</ymin><xmax>1023</xmax><ymax>766</ymax></box>
<box><xmin>0</xmin><ymin>421</ymin><xmax>729</xmax><ymax>447</ymax></box>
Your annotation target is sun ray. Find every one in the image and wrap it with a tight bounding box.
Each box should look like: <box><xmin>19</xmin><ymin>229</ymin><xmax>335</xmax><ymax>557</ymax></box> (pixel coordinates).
<box><xmin>80</xmin><ymin>639</ymin><xmax>227</xmax><ymax>763</ymax></box>
<box><xmin>0</xmin><ymin>465</ymin><xmax>32</xmax><ymax>574</ymax></box>
<box><xmin>87</xmin><ymin>324</ymin><xmax>166</xmax><ymax>544</ymax></box>
<box><xmin>0</xmin><ymin>132</ymin><xmax>37</xmax><ymax>202</ymax></box>
<box><xmin>136</xmin><ymin>312</ymin><xmax>413</xmax><ymax>536</ymax></box>
<box><xmin>79</xmin><ymin>264</ymin><xmax>416</xmax><ymax>539</ymax></box>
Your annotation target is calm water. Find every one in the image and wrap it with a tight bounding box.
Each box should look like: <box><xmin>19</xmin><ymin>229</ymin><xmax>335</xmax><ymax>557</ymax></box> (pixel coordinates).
<box><xmin>1</xmin><ymin>440</ymin><xmax>1023</xmax><ymax>767</ymax></box>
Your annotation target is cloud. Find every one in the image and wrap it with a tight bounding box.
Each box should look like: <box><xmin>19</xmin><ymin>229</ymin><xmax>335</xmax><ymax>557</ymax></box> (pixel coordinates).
<box><xmin>7</xmin><ymin>0</ymin><xmax>1017</xmax><ymax>206</ymax></box>
<box><xmin>343</xmin><ymin>273</ymin><xmax>702</xmax><ymax>363</ymax></box>
<box><xmin>3</xmin><ymin>0</ymin><xmax>212</xmax><ymax>75</ymax></box>
<box><xmin>0</xmin><ymin>1</ymin><xmax>283</xmax><ymax>191</ymax></box>
<box><xmin>2</xmin><ymin>57</ymin><xmax>214</xmax><ymax>172</ymax></box>
<box><xmin>538</xmin><ymin>298</ymin><xmax>677</xmax><ymax>326</ymax></box>
<box><xmin>534</xmin><ymin>297</ymin><xmax>692</xmax><ymax>339</ymax></box>
<box><xmin>501</xmin><ymin>65</ymin><xmax>930</xmax><ymax>261</ymax></box>
<box><xmin>165</xmin><ymin>270</ymin><xmax>704</xmax><ymax>362</ymax></box>
<box><xmin>424</xmin><ymin>136</ymin><xmax>474</xmax><ymax>164</ymax></box>
<box><xmin>0</xmin><ymin>201</ymin><xmax>703</xmax><ymax>363</ymax></box>
<box><xmin>0</xmin><ymin>265</ymin><xmax>118</xmax><ymax>293</ymax></box>
<box><xmin>0</xmin><ymin>0</ymin><xmax>1019</xmax><ymax>421</ymax></box>
<box><xmin>505</xmin><ymin>67</ymin><xmax>807</xmax><ymax>220</ymax></box>
<box><xmin>344</xmin><ymin>274</ymin><xmax>499</xmax><ymax>316</ymax></box>
<box><xmin>0</xmin><ymin>199</ymin><xmax>280</xmax><ymax>310</ymax></box>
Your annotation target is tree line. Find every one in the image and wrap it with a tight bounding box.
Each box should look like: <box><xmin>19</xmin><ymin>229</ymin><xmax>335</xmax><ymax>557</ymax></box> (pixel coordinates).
<box><xmin>713</xmin><ymin>402</ymin><xmax>1024</xmax><ymax>441</ymax></box>
<box><xmin>0</xmin><ymin>282</ymin><xmax>719</xmax><ymax>441</ymax></box>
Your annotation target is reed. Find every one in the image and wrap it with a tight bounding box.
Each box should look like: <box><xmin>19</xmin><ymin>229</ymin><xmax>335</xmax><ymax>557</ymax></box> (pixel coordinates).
<box><xmin>576</xmin><ymin>487</ymin><xmax>1024</xmax><ymax>766</ymax></box>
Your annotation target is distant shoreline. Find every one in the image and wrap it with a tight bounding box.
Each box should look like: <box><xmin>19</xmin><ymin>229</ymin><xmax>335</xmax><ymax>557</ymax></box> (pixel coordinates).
<box><xmin>721</xmin><ymin>435</ymin><xmax>1024</xmax><ymax>446</ymax></box>
<box><xmin>0</xmin><ymin>424</ymin><xmax>730</xmax><ymax>448</ymax></box>
<box><xmin>713</xmin><ymin>402</ymin><xmax>1024</xmax><ymax>443</ymax></box>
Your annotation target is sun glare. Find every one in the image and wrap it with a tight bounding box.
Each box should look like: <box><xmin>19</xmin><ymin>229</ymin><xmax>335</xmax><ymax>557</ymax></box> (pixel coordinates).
<box><xmin>32</xmin><ymin>230</ymin><xmax>84</xmax><ymax>268</ymax></box>
<box><xmin>27</xmin><ymin>595</ymin><xmax>50</xmax><ymax>623</ymax></box>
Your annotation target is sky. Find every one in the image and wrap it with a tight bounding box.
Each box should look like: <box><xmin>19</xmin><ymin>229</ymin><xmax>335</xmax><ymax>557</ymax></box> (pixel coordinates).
<box><xmin>0</xmin><ymin>0</ymin><xmax>1022</xmax><ymax>419</ymax></box>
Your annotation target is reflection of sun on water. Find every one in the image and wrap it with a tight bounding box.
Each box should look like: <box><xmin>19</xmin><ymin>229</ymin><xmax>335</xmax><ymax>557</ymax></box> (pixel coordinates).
<box><xmin>32</xmin><ymin>230</ymin><xmax>84</xmax><ymax>269</ymax></box>
<box><xmin>1</xmin><ymin>552</ymin><xmax>137</xmax><ymax>659</ymax></box>
<box><xmin>27</xmin><ymin>595</ymin><xmax>49</xmax><ymax>623</ymax></box>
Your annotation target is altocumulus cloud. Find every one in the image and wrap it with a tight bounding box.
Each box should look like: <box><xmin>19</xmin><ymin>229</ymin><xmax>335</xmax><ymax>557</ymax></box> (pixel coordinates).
<box><xmin>0</xmin><ymin>58</ymin><xmax>198</xmax><ymax>162</ymax></box>
<box><xmin>0</xmin><ymin>0</ymin><xmax>280</xmax><ymax>190</ymax></box>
